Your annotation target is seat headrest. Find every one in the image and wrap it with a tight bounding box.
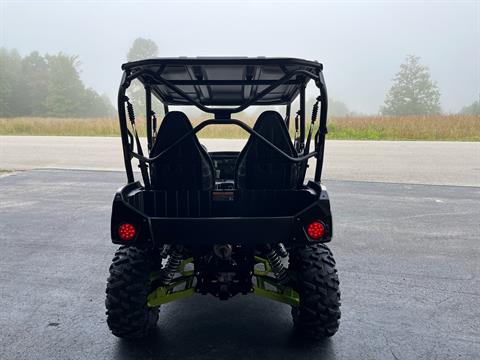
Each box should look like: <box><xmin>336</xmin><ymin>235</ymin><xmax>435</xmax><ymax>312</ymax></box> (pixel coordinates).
<box><xmin>235</xmin><ymin>110</ymin><xmax>298</xmax><ymax>189</ymax></box>
<box><xmin>149</xmin><ymin>111</ymin><xmax>214</xmax><ymax>191</ymax></box>
<box><xmin>152</xmin><ymin>111</ymin><xmax>194</xmax><ymax>151</ymax></box>
<box><xmin>250</xmin><ymin>110</ymin><xmax>295</xmax><ymax>155</ymax></box>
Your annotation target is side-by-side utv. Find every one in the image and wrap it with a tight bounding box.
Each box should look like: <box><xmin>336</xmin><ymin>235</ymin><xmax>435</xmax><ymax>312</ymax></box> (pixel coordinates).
<box><xmin>106</xmin><ymin>57</ymin><xmax>341</xmax><ymax>340</ymax></box>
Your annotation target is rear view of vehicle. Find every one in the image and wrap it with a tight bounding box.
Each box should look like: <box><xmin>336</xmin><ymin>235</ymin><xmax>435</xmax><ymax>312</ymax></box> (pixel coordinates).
<box><xmin>105</xmin><ymin>58</ymin><xmax>341</xmax><ymax>340</ymax></box>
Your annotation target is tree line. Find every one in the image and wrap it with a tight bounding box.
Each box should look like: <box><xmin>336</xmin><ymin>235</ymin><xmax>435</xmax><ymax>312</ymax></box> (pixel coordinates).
<box><xmin>381</xmin><ymin>55</ymin><xmax>479</xmax><ymax>116</ymax></box>
<box><xmin>1</xmin><ymin>39</ymin><xmax>478</xmax><ymax>118</ymax></box>
<box><xmin>0</xmin><ymin>48</ymin><xmax>115</xmax><ymax>117</ymax></box>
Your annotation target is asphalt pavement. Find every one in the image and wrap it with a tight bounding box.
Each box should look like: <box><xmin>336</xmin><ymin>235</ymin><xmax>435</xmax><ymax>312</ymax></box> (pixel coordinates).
<box><xmin>0</xmin><ymin>169</ymin><xmax>479</xmax><ymax>360</ymax></box>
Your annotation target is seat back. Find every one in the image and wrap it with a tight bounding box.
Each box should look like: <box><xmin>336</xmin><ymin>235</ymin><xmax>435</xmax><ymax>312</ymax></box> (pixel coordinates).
<box><xmin>150</xmin><ymin>111</ymin><xmax>214</xmax><ymax>190</ymax></box>
<box><xmin>236</xmin><ymin>111</ymin><xmax>298</xmax><ymax>189</ymax></box>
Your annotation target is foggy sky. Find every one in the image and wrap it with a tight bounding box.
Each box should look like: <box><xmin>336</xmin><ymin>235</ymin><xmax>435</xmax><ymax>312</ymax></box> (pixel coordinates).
<box><xmin>1</xmin><ymin>0</ymin><xmax>479</xmax><ymax>114</ymax></box>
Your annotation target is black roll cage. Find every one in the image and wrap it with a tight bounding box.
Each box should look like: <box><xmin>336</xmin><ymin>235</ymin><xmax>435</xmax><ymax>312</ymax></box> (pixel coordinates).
<box><xmin>117</xmin><ymin>61</ymin><xmax>328</xmax><ymax>186</ymax></box>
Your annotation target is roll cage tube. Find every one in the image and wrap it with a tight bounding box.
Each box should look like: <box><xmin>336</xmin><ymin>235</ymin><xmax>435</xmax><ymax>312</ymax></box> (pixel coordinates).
<box><xmin>130</xmin><ymin>118</ymin><xmax>320</xmax><ymax>164</ymax></box>
<box><xmin>145</xmin><ymin>84</ymin><xmax>153</xmax><ymax>152</ymax></box>
<box><xmin>314</xmin><ymin>72</ymin><xmax>328</xmax><ymax>181</ymax></box>
<box><xmin>118</xmin><ymin>71</ymin><xmax>135</xmax><ymax>183</ymax></box>
<box><xmin>126</xmin><ymin>68</ymin><xmax>320</xmax><ymax>115</ymax></box>
<box><xmin>117</xmin><ymin>67</ymin><xmax>328</xmax><ymax>184</ymax></box>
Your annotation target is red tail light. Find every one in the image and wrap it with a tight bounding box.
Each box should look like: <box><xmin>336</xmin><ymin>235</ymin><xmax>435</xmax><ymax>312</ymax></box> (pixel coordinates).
<box><xmin>306</xmin><ymin>221</ymin><xmax>325</xmax><ymax>240</ymax></box>
<box><xmin>118</xmin><ymin>223</ymin><xmax>136</xmax><ymax>241</ymax></box>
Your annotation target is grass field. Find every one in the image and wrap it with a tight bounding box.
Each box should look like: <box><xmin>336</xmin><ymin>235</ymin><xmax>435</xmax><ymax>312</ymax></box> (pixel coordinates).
<box><xmin>0</xmin><ymin>115</ymin><xmax>478</xmax><ymax>141</ymax></box>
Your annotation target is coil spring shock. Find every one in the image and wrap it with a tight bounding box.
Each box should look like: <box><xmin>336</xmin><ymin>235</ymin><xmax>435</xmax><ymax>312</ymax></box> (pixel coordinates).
<box><xmin>126</xmin><ymin>100</ymin><xmax>135</xmax><ymax>122</ymax></box>
<box><xmin>266</xmin><ymin>248</ymin><xmax>288</xmax><ymax>283</ymax></box>
<box><xmin>276</xmin><ymin>243</ymin><xmax>289</xmax><ymax>258</ymax></box>
<box><xmin>311</xmin><ymin>95</ymin><xmax>321</xmax><ymax>122</ymax></box>
<box><xmin>159</xmin><ymin>250</ymin><xmax>183</xmax><ymax>285</ymax></box>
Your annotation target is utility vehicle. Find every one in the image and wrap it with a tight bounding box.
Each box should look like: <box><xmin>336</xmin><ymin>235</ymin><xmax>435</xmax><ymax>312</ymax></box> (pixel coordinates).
<box><xmin>106</xmin><ymin>57</ymin><xmax>341</xmax><ymax>340</ymax></box>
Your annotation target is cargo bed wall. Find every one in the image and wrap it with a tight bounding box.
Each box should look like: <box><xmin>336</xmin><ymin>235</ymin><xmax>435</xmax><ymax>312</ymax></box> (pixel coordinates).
<box><xmin>126</xmin><ymin>189</ymin><xmax>318</xmax><ymax>218</ymax></box>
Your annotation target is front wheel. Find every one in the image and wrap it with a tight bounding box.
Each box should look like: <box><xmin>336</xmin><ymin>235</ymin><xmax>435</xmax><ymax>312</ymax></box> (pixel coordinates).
<box><xmin>290</xmin><ymin>243</ymin><xmax>341</xmax><ymax>339</ymax></box>
<box><xmin>105</xmin><ymin>246</ymin><xmax>159</xmax><ymax>339</ymax></box>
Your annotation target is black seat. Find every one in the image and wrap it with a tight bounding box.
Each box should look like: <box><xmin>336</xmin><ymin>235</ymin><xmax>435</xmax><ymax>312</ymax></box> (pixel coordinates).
<box><xmin>150</xmin><ymin>111</ymin><xmax>214</xmax><ymax>190</ymax></box>
<box><xmin>236</xmin><ymin>111</ymin><xmax>298</xmax><ymax>189</ymax></box>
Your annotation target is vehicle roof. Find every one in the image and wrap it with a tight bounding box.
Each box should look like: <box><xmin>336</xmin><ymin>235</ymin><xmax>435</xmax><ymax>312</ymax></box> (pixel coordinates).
<box><xmin>122</xmin><ymin>57</ymin><xmax>323</xmax><ymax>107</ymax></box>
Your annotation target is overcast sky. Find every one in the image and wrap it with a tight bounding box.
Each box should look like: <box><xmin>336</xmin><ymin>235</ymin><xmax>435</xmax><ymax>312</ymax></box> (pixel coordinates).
<box><xmin>1</xmin><ymin>0</ymin><xmax>479</xmax><ymax>114</ymax></box>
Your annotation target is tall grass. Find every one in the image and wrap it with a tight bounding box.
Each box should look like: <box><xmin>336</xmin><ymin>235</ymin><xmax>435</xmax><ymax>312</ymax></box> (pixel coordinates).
<box><xmin>0</xmin><ymin>115</ymin><xmax>478</xmax><ymax>141</ymax></box>
<box><xmin>0</xmin><ymin>117</ymin><xmax>120</xmax><ymax>137</ymax></box>
<box><xmin>327</xmin><ymin>115</ymin><xmax>480</xmax><ymax>141</ymax></box>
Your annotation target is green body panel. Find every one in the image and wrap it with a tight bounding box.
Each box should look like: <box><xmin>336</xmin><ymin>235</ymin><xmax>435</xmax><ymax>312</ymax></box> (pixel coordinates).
<box><xmin>253</xmin><ymin>256</ymin><xmax>299</xmax><ymax>306</ymax></box>
<box><xmin>146</xmin><ymin>256</ymin><xmax>299</xmax><ymax>307</ymax></box>
<box><xmin>147</xmin><ymin>257</ymin><xmax>195</xmax><ymax>307</ymax></box>
<box><xmin>147</xmin><ymin>285</ymin><xmax>195</xmax><ymax>306</ymax></box>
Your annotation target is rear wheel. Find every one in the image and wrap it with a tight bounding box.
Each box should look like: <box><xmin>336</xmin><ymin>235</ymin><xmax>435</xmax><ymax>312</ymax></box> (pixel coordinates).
<box><xmin>290</xmin><ymin>243</ymin><xmax>341</xmax><ymax>339</ymax></box>
<box><xmin>105</xmin><ymin>246</ymin><xmax>159</xmax><ymax>339</ymax></box>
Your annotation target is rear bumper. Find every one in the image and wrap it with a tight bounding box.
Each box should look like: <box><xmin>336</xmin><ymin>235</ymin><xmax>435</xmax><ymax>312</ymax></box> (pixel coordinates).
<box><xmin>111</xmin><ymin>182</ymin><xmax>332</xmax><ymax>247</ymax></box>
<box><xmin>149</xmin><ymin>216</ymin><xmax>295</xmax><ymax>246</ymax></box>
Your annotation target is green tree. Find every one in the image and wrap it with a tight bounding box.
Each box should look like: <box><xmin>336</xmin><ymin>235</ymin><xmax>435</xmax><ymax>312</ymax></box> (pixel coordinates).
<box><xmin>43</xmin><ymin>53</ymin><xmax>114</xmax><ymax>117</ymax></box>
<box><xmin>381</xmin><ymin>55</ymin><xmax>441</xmax><ymax>116</ymax></box>
<box><xmin>21</xmin><ymin>51</ymin><xmax>49</xmax><ymax>116</ymax></box>
<box><xmin>100</xmin><ymin>94</ymin><xmax>116</xmax><ymax>116</ymax></box>
<box><xmin>79</xmin><ymin>89</ymin><xmax>116</xmax><ymax>117</ymax></box>
<box><xmin>48</xmin><ymin>54</ymin><xmax>115</xmax><ymax>117</ymax></box>
<box><xmin>0</xmin><ymin>48</ymin><xmax>13</xmax><ymax>116</ymax></box>
<box><xmin>460</xmin><ymin>96</ymin><xmax>480</xmax><ymax>115</ymax></box>
<box><xmin>127</xmin><ymin>37</ymin><xmax>159</xmax><ymax>62</ymax></box>
<box><xmin>126</xmin><ymin>37</ymin><xmax>159</xmax><ymax>115</ymax></box>
<box><xmin>0</xmin><ymin>48</ymin><xmax>22</xmax><ymax>117</ymax></box>
<box><xmin>1</xmin><ymin>48</ymin><xmax>115</xmax><ymax>117</ymax></box>
<box><xmin>43</xmin><ymin>53</ymin><xmax>85</xmax><ymax>117</ymax></box>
